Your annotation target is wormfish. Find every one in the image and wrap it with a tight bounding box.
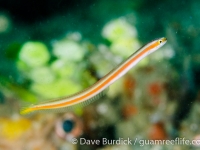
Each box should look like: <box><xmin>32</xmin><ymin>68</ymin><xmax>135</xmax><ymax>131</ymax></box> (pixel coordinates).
<box><xmin>21</xmin><ymin>37</ymin><xmax>167</xmax><ymax>114</ymax></box>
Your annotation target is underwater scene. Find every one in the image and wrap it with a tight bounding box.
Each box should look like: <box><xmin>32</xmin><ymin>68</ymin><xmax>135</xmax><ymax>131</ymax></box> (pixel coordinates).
<box><xmin>0</xmin><ymin>0</ymin><xmax>200</xmax><ymax>149</ymax></box>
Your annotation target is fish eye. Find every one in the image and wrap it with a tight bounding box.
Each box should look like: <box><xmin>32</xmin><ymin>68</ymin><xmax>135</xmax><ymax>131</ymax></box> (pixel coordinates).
<box><xmin>62</xmin><ymin>119</ymin><xmax>75</xmax><ymax>133</ymax></box>
<box><xmin>55</xmin><ymin>113</ymin><xmax>83</xmax><ymax>140</ymax></box>
<box><xmin>159</xmin><ymin>40</ymin><xmax>162</xmax><ymax>44</ymax></box>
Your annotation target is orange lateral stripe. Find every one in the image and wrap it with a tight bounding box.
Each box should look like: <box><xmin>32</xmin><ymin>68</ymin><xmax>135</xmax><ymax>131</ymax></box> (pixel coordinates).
<box><xmin>39</xmin><ymin>42</ymin><xmax>158</xmax><ymax>109</ymax></box>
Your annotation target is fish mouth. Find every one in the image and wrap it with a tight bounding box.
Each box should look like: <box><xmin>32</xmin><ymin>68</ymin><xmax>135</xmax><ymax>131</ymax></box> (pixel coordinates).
<box><xmin>161</xmin><ymin>37</ymin><xmax>167</xmax><ymax>43</ymax></box>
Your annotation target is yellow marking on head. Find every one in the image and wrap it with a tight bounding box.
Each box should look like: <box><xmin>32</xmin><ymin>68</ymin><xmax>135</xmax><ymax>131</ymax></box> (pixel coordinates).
<box><xmin>158</xmin><ymin>37</ymin><xmax>167</xmax><ymax>45</ymax></box>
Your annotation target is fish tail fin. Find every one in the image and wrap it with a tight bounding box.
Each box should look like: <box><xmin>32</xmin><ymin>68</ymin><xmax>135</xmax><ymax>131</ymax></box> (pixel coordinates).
<box><xmin>20</xmin><ymin>107</ymin><xmax>34</xmax><ymax>115</ymax></box>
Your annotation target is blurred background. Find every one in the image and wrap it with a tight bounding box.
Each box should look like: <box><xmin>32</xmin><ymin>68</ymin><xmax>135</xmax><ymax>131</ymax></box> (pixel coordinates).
<box><xmin>0</xmin><ymin>0</ymin><xmax>200</xmax><ymax>149</ymax></box>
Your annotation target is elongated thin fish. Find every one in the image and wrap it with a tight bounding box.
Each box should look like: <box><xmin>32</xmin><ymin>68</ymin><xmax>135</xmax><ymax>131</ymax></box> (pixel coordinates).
<box><xmin>21</xmin><ymin>37</ymin><xmax>167</xmax><ymax>114</ymax></box>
